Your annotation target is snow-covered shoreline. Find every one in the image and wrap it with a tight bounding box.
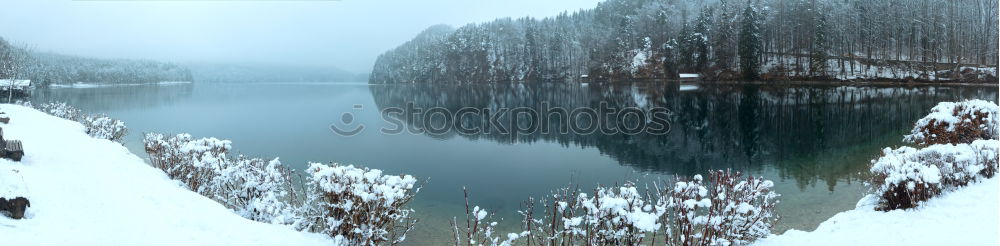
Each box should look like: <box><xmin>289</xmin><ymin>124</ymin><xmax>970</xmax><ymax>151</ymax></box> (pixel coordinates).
<box><xmin>2</xmin><ymin>101</ymin><xmax>996</xmax><ymax>246</ymax></box>
<box><xmin>756</xmin><ymin>177</ymin><xmax>998</xmax><ymax>245</ymax></box>
<box><xmin>0</xmin><ymin>104</ymin><xmax>331</xmax><ymax>245</ymax></box>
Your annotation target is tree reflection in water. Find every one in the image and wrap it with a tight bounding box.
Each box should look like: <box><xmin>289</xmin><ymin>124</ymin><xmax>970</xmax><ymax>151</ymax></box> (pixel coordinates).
<box><xmin>371</xmin><ymin>82</ymin><xmax>998</xmax><ymax>191</ymax></box>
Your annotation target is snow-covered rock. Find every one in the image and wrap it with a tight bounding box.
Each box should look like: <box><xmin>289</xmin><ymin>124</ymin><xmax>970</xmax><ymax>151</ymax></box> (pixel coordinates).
<box><xmin>0</xmin><ymin>104</ymin><xmax>332</xmax><ymax>245</ymax></box>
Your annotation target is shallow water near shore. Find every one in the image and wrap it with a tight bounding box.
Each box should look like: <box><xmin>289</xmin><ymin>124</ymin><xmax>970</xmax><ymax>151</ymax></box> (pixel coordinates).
<box><xmin>30</xmin><ymin>81</ymin><xmax>997</xmax><ymax>245</ymax></box>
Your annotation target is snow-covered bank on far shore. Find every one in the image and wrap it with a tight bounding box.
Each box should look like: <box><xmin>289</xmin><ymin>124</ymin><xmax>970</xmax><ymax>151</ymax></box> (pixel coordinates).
<box><xmin>48</xmin><ymin>81</ymin><xmax>193</xmax><ymax>89</ymax></box>
<box><xmin>755</xmin><ymin>177</ymin><xmax>998</xmax><ymax>246</ymax></box>
<box><xmin>0</xmin><ymin>104</ymin><xmax>332</xmax><ymax>245</ymax></box>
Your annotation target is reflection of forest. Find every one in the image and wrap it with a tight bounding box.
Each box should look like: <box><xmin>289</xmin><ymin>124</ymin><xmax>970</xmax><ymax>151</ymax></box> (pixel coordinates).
<box><xmin>30</xmin><ymin>84</ymin><xmax>194</xmax><ymax>112</ymax></box>
<box><xmin>371</xmin><ymin>82</ymin><xmax>998</xmax><ymax>190</ymax></box>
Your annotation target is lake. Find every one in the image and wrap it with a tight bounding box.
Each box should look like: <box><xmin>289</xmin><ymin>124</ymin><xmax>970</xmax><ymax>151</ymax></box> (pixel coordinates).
<box><xmin>29</xmin><ymin>82</ymin><xmax>998</xmax><ymax>245</ymax></box>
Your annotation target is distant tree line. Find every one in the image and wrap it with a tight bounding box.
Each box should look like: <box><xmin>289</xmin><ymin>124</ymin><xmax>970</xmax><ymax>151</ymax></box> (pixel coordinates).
<box><xmin>371</xmin><ymin>0</ymin><xmax>999</xmax><ymax>83</ymax></box>
<box><xmin>186</xmin><ymin>63</ymin><xmax>357</xmax><ymax>83</ymax></box>
<box><xmin>0</xmin><ymin>37</ymin><xmax>192</xmax><ymax>87</ymax></box>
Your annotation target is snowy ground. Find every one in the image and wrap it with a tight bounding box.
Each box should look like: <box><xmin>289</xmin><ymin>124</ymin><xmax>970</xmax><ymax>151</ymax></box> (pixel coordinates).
<box><xmin>0</xmin><ymin>104</ymin><xmax>332</xmax><ymax>245</ymax></box>
<box><xmin>756</xmin><ymin>177</ymin><xmax>999</xmax><ymax>245</ymax></box>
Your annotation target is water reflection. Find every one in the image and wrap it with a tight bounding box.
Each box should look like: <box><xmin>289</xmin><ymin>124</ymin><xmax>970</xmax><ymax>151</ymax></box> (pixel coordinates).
<box><xmin>371</xmin><ymin>82</ymin><xmax>998</xmax><ymax>191</ymax></box>
<box><xmin>30</xmin><ymin>84</ymin><xmax>194</xmax><ymax>112</ymax></box>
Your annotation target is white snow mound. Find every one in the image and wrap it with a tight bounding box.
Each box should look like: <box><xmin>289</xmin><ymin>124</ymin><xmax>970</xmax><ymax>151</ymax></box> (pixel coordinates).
<box><xmin>754</xmin><ymin>177</ymin><xmax>999</xmax><ymax>246</ymax></box>
<box><xmin>0</xmin><ymin>104</ymin><xmax>332</xmax><ymax>245</ymax></box>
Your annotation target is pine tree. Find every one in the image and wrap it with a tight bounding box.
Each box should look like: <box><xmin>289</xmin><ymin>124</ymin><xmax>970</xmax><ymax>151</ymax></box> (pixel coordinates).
<box><xmin>525</xmin><ymin>22</ymin><xmax>541</xmax><ymax>80</ymax></box>
<box><xmin>662</xmin><ymin>38</ymin><xmax>679</xmax><ymax>78</ymax></box>
<box><xmin>810</xmin><ymin>12</ymin><xmax>828</xmax><ymax>77</ymax></box>
<box><xmin>738</xmin><ymin>2</ymin><xmax>762</xmax><ymax>80</ymax></box>
<box><xmin>694</xmin><ymin>7</ymin><xmax>713</xmax><ymax>74</ymax></box>
<box><xmin>678</xmin><ymin>22</ymin><xmax>695</xmax><ymax>72</ymax></box>
<box><xmin>713</xmin><ymin>0</ymin><xmax>737</xmax><ymax>71</ymax></box>
<box><xmin>613</xmin><ymin>15</ymin><xmax>637</xmax><ymax>77</ymax></box>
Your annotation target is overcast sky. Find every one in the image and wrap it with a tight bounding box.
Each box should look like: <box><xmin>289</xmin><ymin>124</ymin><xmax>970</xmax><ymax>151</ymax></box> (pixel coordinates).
<box><xmin>0</xmin><ymin>0</ymin><xmax>604</xmax><ymax>73</ymax></box>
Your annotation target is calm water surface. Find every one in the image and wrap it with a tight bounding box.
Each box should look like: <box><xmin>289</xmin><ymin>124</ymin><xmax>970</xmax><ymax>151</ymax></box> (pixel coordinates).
<box><xmin>31</xmin><ymin>82</ymin><xmax>998</xmax><ymax>245</ymax></box>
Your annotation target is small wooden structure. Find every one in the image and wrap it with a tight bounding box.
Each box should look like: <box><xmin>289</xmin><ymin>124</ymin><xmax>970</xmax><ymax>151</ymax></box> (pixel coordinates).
<box><xmin>678</xmin><ymin>73</ymin><xmax>700</xmax><ymax>81</ymax></box>
<box><xmin>0</xmin><ymin>127</ymin><xmax>24</xmax><ymax>161</ymax></box>
<box><xmin>0</xmin><ymin>79</ymin><xmax>31</xmax><ymax>98</ymax></box>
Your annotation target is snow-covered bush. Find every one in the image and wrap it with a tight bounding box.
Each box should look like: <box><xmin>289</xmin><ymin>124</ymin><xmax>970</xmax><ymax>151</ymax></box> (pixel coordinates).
<box><xmin>583</xmin><ymin>183</ymin><xmax>662</xmax><ymax>244</ymax></box>
<box><xmin>144</xmin><ymin>133</ymin><xmax>227</xmax><ymax>192</ymax></box>
<box><xmin>514</xmin><ymin>182</ymin><xmax>658</xmax><ymax>245</ymax></box>
<box><xmin>868</xmin><ymin>100</ymin><xmax>1000</xmax><ymax>211</ymax></box>
<box><xmin>904</xmin><ymin>100</ymin><xmax>999</xmax><ymax>146</ymax></box>
<box><xmin>143</xmin><ymin>133</ymin><xmax>298</xmax><ymax>224</ymax></box>
<box><xmin>35</xmin><ymin>102</ymin><xmax>127</xmax><ymax>143</ymax></box>
<box><xmin>81</xmin><ymin>114</ymin><xmax>127</xmax><ymax>143</ymax></box>
<box><xmin>664</xmin><ymin>170</ymin><xmax>779</xmax><ymax>246</ymax></box>
<box><xmin>297</xmin><ymin>162</ymin><xmax>419</xmax><ymax>245</ymax></box>
<box><xmin>13</xmin><ymin>100</ymin><xmax>31</xmax><ymax>108</ymax></box>
<box><xmin>511</xmin><ymin>170</ymin><xmax>778</xmax><ymax>246</ymax></box>
<box><xmin>867</xmin><ymin>140</ymin><xmax>999</xmax><ymax>210</ymax></box>
<box><xmin>216</xmin><ymin>156</ymin><xmax>299</xmax><ymax>224</ymax></box>
<box><xmin>146</xmin><ymin>133</ymin><xmax>422</xmax><ymax>244</ymax></box>
<box><xmin>451</xmin><ymin>188</ymin><xmax>526</xmax><ymax>246</ymax></box>
<box><xmin>37</xmin><ymin>102</ymin><xmax>83</xmax><ymax>121</ymax></box>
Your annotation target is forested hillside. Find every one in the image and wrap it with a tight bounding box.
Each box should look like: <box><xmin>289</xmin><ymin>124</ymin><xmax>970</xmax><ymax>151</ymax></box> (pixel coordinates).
<box><xmin>0</xmin><ymin>37</ymin><xmax>192</xmax><ymax>87</ymax></box>
<box><xmin>371</xmin><ymin>0</ymin><xmax>999</xmax><ymax>83</ymax></box>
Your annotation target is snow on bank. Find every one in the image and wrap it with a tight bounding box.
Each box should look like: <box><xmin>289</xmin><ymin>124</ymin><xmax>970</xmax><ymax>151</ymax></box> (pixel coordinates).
<box><xmin>0</xmin><ymin>104</ymin><xmax>331</xmax><ymax>245</ymax></box>
<box><xmin>49</xmin><ymin>81</ymin><xmax>192</xmax><ymax>89</ymax></box>
<box><xmin>755</xmin><ymin>177</ymin><xmax>998</xmax><ymax>246</ymax></box>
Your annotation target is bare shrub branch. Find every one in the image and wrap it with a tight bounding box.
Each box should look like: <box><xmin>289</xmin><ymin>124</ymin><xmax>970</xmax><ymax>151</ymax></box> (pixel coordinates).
<box><xmin>471</xmin><ymin>171</ymin><xmax>778</xmax><ymax>246</ymax></box>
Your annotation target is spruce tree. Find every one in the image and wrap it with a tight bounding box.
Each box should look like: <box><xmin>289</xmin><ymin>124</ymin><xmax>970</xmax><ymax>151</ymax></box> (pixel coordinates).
<box><xmin>694</xmin><ymin>8</ymin><xmax>713</xmax><ymax>74</ymax></box>
<box><xmin>810</xmin><ymin>13</ymin><xmax>829</xmax><ymax>77</ymax></box>
<box><xmin>678</xmin><ymin>22</ymin><xmax>695</xmax><ymax>72</ymax></box>
<box><xmin>738</xmin><ymin>3</ymin><xmax>762</xmax><ymax>80</ymax></box>
<box><xmin>713</xmin><ymin>0</ymin><xmax>736</xmax><ymax>71</ymax></box>
<box><xmin>525</xmin><ymin>23</ymin><xmax>540</xmax><ymax>80</ymax></box>
<box><xmin>662</xmin><ymin>38</ymin><xmax>679</xmax><ymax>78</ymax></box>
